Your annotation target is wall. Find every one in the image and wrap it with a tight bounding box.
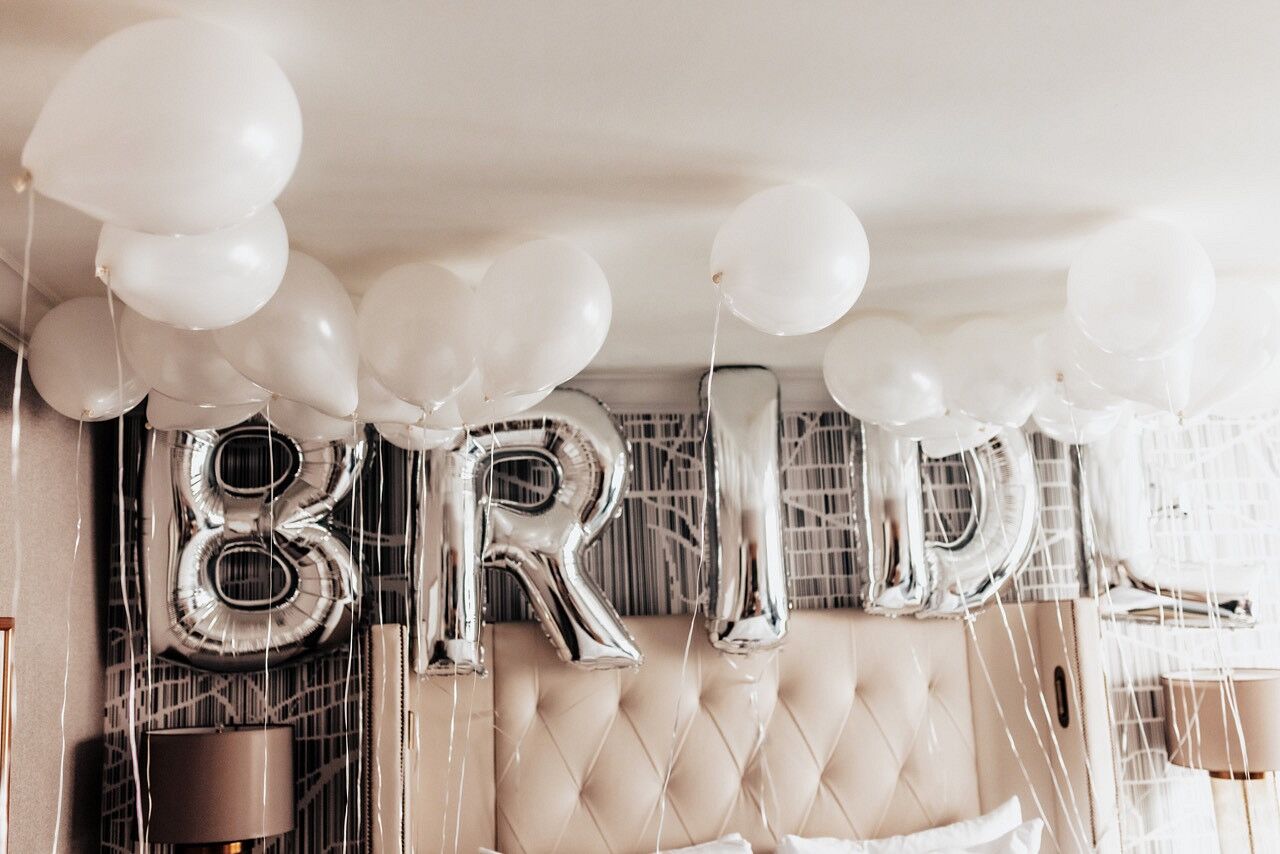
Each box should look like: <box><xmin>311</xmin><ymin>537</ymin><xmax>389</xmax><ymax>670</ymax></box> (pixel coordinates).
<box><xmin>0</xmin><ymin>346</ymin><xmax>103</xmax><ymax>852</ymax></box>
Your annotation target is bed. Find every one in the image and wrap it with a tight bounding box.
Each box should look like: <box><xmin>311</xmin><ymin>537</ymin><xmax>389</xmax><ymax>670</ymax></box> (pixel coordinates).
<box><xmin>366</xmin><ymin>601</ymin><xmax>1119</xmax><ymax>854</ymax></box>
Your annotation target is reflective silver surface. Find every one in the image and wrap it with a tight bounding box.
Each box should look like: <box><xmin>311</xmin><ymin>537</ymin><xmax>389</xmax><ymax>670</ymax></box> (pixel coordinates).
<box><xmin>859</xmin><ymin>424</ymin><xmax>931</xmax><ymax>615</ymax></box>
<box><xmin>143</xmin><ymin>419</ymin><xmax>366</xmax><ymax>672</ymax></box>
<box><xmin>412</xmin><ymin>443</ymin><xmax>485</xmax><ymax>674</ymax></box>
<box><xmin>919</xmin><ymin>427</ymin><xmax>1039</xmax><ymax>617</ymax></box>
<box><xmin>859</xmin><ymin>425</ymin><xmax>1038</xmax><ymax>618</ymax></box>
<box><xmin>415</xmin><ymin>389</ymin><xmax>641</xmax><ymax>673</ymax></box>
<box><xmin>1080</xmin><ymin>424</ymin><xmax>1254</xmax><ymax>627</ymax></box>
<box><xmin>701</xmin><ymin>367</ymin><xmax>789</xmax><ymax>651</ymax></box>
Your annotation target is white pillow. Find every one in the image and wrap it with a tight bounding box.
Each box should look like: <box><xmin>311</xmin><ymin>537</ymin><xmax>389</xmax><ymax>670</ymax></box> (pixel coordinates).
<box><xmin>481</xmin><ymin>834</ymin><xmax>752</xmax><ymax>854</ymax></box>
<box><xmin>776</xmin><ymin>797</ymin><xmax>1022</xmax><ymax>854</ymax></box>
<box><xmin>930</xmin><ymin>818</ymin><xmax>1043</xmax><ymax>853</ymax></box>
<box><xmin>663</xmin><ymin>833</ymin><xmax>753</xmax><ymax>853</ymax></box>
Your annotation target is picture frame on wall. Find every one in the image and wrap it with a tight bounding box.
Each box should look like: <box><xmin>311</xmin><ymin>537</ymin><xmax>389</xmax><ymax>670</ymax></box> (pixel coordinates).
<box><xmin>0</xmin><ymin>617</ymin><xmax>12</xmax><ymax>848</ymax></box>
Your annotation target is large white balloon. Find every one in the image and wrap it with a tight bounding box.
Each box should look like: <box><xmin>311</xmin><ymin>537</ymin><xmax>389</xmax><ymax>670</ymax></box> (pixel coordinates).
<box><xmin>909</xmin><ymin>415</ymin><xmax>1000</xmax><ymax>458</ymax></box>
<box><xmin>1182</xmin><ymin>282</ymin><xmax>1280</xmax><ymax>415</ymax></box>
<box><xmin>120</xmin><ymin>307</ymin><xmax>267</xmax><ymax>406</ymax></box>
<box><xmin>936</xmin><ymin>317</ymin><xmax>1040</xmax><ymax>427</ymax></box>
<box><xmin>1069</xmin><ymin>321</ymin><xmax>1193</xmax><ymax>412</ymax></box>
<box><xmin>478</xmin><ymin>239</ymin><xmax>612</xmax><ymax>396</ymax></box>
<box><xmin>1070</xmin><ymin>284</ymin><xmax>1280</xmax><ymax>416</ymax></box>
<box><xmin>96</xmin><ymin>204</ymin><xmax>288</xmax><ymax>329</ymax></box>
<box><xmin>22</xmin><ymin>19</ymin><xmax>302</xmax><ymax>235</ymax></box>
<box><xmin>358</xmin><ymin>263</ymin><xmax>477</xmax><ymax>408</ymax></box>
<box><xmin>1032</xmin><ymin>393</ymin><xmax>1127</xmax><ymax>446</ymax></box>
<box><xmin>711</xmin><ymin>185</ymin><xmax>869</xmax><ymax>336</ymax></box>
<box><xmin>375</xmin><ymin>422</ymin><xmax>464</xmax><ymax>452</ymax></box>
<box><xmin>1034</xmin><ymin>320</ymin><xmax>1127</xmax><ymax>411</ymax></box>
<box><xmin>354</xmin><ymin>366</ymin><xmax>424</xmax><ymax>425</ymax></box>
<box><xmin>146</xmin><ymin>393</ymin><xmax>265</xmax><ymax>431</ymax></box>
<box><xmin>822</xmin><ymin>316</ymin><xmax>946</xmax><ymax>426</ymax></box>
<box><xmin>28</xmin><ymin>297</ymin><xmax>148</xmax><ymax>421</ymax></box>
<box><xmin>265</xmin><ymin>399</ymin><xmax>357</xmax><ymax>443</ymax></box>
<box><xmin>420</xmin><ymin>374</ymin><xmax>551</xmax><ymax>429</ymax></box>
<box><xmin>1066</xmin><ymin>219</ymin><xmax>1215</xmax><ymax>359</ymax></box>
<box><xmin>215</xmin><ymin>251</ymin><xmax>360</xmax><ymax>417</ymax></box>
<box><xmin>1214</xmin><ymin>353</ymin><xmax>1280</xmax><ymax>417</ymax></box>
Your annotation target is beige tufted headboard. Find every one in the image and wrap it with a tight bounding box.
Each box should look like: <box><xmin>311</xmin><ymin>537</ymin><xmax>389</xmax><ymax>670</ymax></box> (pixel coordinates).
<box><xmin>368</xmin><ymin>602</ymin><xmax>1119</xmax><ymax>854</ymax></box>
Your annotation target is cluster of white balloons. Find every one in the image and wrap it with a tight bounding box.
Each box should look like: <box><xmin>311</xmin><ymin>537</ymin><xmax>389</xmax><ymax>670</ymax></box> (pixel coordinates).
<box><xmin>22</xmin><ymin>19</ymin><xmax>613</xmax><ymax>450</ymax></box>
<box><xmin>823</xmin><ymin>219</ymin><xmax>1280</xmax><ymax>454</ymax></box>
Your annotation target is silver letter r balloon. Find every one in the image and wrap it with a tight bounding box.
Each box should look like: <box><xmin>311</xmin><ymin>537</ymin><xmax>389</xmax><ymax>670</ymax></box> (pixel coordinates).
<box><xmin>414</xmin><ymin>389</ymin><xmax>641</xmax><ymax>674</ymax></box>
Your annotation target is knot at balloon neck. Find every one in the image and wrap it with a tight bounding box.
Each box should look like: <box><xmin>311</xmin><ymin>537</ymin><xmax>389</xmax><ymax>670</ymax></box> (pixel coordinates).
<box><xmin>711</xmin><ymin>272</ymin><xmax>723</xmax><ymax>285</ymax></box>
<box><xmin>10</xmin><ymin>170</ymin><xmax>31</xmax><ymax>194</ymax></box>
<box><xmin>95</xmin><ymin>265</ymin><xmax>110</xmax><ymax>284</ymax></box>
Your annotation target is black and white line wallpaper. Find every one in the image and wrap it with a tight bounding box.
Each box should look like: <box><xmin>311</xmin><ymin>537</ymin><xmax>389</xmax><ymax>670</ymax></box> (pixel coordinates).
<box><xmin>101</xmin><ymin>406</ymin><xmax>1082</xmax><ymax>852</ymax></box>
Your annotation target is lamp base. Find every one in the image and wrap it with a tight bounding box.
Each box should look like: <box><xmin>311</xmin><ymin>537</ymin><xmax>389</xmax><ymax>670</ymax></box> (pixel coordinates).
<box><xmin>174</xmin><ymin>844</ymin><xmax>246</xmax><ymax>854</ymax></box>
<box><xmin>1210</xmin><ymin>773</ymin><xmax>1280</xmax><ymax>854</ymax></box>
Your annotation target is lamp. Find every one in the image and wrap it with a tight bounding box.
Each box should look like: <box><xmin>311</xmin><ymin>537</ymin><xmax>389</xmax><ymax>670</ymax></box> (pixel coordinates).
<box><xmin>1163</xmin><ymin>669</ymin><xmax>1280</xmax><ymax>853</ymax></box>
<box><xmin>144</xmin><ymin>725</ymin><xmax>294</xmax><ymax>853</ymax></box>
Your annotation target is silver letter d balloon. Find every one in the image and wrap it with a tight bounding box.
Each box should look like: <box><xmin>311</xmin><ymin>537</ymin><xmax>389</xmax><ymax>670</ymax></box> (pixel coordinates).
<box><xmin>860</xmin><ymin>423</ymin><xmax>1039</xmax><ymax>617</ymax></box>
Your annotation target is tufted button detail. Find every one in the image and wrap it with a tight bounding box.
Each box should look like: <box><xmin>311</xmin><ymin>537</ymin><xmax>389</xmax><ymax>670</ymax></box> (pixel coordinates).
<box><xmin>482</xmin><ymin>611</ymin><xmax>987</xmax><ymax>854</ymax></box>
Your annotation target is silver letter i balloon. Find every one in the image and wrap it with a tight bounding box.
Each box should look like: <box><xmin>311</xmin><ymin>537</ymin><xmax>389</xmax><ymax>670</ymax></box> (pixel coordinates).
<box><xmin>701</xmin><ymin>366</ymin><xmax>790</xmax><ymax>651</ymax></box>
<box><xmin>414</xmin><ymin>390</ymin><xmax>641</xmax><ymax>674</ymax></box>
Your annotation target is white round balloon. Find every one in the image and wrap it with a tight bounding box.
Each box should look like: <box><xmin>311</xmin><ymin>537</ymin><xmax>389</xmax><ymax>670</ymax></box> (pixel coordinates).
<box><xmin>28</xmin><ymin>297</ymin><xmax>148</xmax><ymax>421</ymax></box>
<box><xmin>147</xmin><ymin>393</ymin><xmax>265</xmax><ymax>431</ymax></box>
<box><xmin>1034</xmin><ymin>320</ymin><xmax>1127</xmax><ymax>411</ymax></box>
<box><xmin>822</xmin><ymin>316</ymin><xmax>946</xmax><ymax>426</ymax></box>
<box><xmin>421</xmin><ymin>374</ymin><xmax>551</xmax><ymax>429</ymax></box>
<box><xmin>215</xmin><ymin>251</ymin><xmax>360</xmax><ymax>417</ymax></box>
<box><xmin>375</xmin><ymin>422</ymin><xmax>464</xmax><ymax>452</ymax></box>
<box><xmin>1182</xmin><ymin>282</ymin><xmax>1280</xmax><ymax>415</ymax></box>
<box><xmin>355</xmin><ymin>365</ymin><xmax>424</xmax><ymax>425</ymax></box>
<box><xmin>478</xmin><ymin>239</ymin><xmax>611</xmax><ymax>397</ymax></box>
<box><xmin>1067</xmin><ymin>219</ymin><xmax>1215</xmax><ymax>359</ymax></box>
<box><xmin>96</xmin><ymin>204</ymin><xmax>288</xmax><ymax>329</ymax></box>
<box><xmin>1069</xmin><ymin>320</ymin><xmax>1193</xmax><ymax>412</ymax></box>
<box><xmin>914</xmin><ymin>416</ymin><xmax>1001</xmax><ymax>458</ymax></box>
<box><xmin>358</xmin><ymin>263</ymin><xmax>477</xmax><ymax>408</ymax></box>
<box><xmin>120</xmin><ymin>307</ymin><xmax>268</xmax><ymax>406</ymax></box>
<box><xmin>711</xmin><ymin>185</ymin><xmax>869</xmax><ymax>336</ymax></box>
<box><xmin>936</xmin><ymin>317</ymin><xmax>1039</xmax><ymax>427</ymax></box>
<box><xmin>22</xmin><ymin>19</ymin><xmax>302</xmax><ymax>235</ymax></box>
<box><xmin>265</xmin><ymin>398</ymin><xmax>356</xmax><ymax>443</ymax></box>
<box><xmin>1032</xmin><ymin>393</ymin><xmax>1127</xmax><ymax>446</ymax></box>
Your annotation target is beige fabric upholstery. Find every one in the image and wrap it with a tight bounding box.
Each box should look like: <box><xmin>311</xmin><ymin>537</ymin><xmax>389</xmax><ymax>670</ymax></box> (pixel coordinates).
<box><xmin>372</xmin><ymin>602</ymin><xmax>1118</xmax><ymax>854</ymax></box>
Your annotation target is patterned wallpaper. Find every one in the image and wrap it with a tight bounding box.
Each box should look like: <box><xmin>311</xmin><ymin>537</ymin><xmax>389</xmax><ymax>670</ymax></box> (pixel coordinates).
<box><xmin>100</xmin><ymin>402</ymin><xmax>1280</xmax><ymax>853</ymax></box>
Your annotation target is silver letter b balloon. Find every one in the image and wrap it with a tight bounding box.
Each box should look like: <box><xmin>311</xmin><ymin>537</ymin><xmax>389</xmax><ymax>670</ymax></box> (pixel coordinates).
<box><xmin>143</xmin><ymin>420</ymin><xmax>365</xmax><ymax>671</ymax></box>
<box><xmin>702</xmin><ymin>367</ymin><xmax>789</xmax><ymax>651</ymax></box>
<box><xmin>859</xmin><ymin>424</ymin><xmax>1039</xmax><ymax>617</ymax></box>
<box><xmin>414</xmin><ymin>390</ymin><xmax>641</xmax><ymax>674</ymax></box>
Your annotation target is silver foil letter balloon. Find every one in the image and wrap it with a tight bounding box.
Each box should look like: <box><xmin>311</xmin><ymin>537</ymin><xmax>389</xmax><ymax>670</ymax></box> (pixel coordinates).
<box><xmin>859</xmin><ymin>424</ymin><xmax>931</xmax><ymax>615</ymax></box>
<box><xmin>919</xmin><ymin>428</ymin><xmax>1038</xmax><ymax>617</ymax></box>
<box><xmin>142</xmin><ymin>419</ymin><xmax>365</xmax><ymax>672</ymax></box>
<box><xmin>1079</xmin><ymin>422</ymin><xmax>1253</xmax><ymax>627</ymax></box>
<box><xmin>701</xmin><ymin>366</ymin><xmax>789</xmax><ymax>651</ymax></box>
<box><xmin>859</xmin><ymin>424</ymin><xmax>1039</xmax><ymax>618</ymax></box>
<box><xmin>415</xmin><ymin>389</ymin><xmax>641</xmax><ymax>674</ymax></box>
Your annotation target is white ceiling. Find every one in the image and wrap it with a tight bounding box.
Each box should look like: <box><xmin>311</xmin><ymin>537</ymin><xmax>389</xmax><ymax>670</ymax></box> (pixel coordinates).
<box><xmin>4</xmin><ymin>1</ymin><xmax>1280</xmax><ymax>373</ymax></box>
